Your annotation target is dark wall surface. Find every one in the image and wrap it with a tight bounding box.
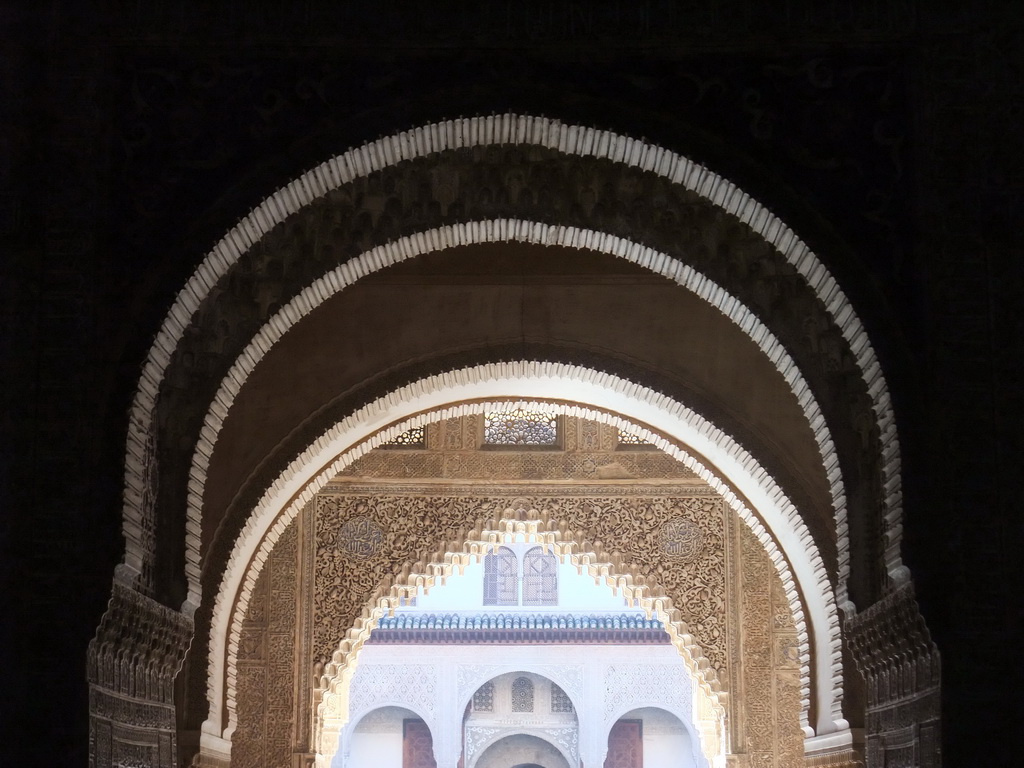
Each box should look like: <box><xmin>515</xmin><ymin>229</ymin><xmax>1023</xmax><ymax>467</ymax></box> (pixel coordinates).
<box><xmin>1</xmin><ymin>2</ymin><xmax>1021</xmax><ymax>765</ymax></box>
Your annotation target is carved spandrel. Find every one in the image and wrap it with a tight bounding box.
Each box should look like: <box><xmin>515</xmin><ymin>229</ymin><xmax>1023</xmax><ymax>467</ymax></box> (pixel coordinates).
<box><xmin>312</xmin><ymin>490</ymin><xmax>728</xmax><ymax>673</ymax></box>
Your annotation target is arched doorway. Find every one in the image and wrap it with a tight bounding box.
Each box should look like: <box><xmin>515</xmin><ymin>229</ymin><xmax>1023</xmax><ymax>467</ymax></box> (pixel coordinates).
<box><xmin>475</xmin><ymin>735</ymin><xmax>569</xmax><ymax>768</ymax></box>
<box><xmin>89</xmin><ymin>116</ymin><xmax>938</xmax><ymax>768</ymax></box>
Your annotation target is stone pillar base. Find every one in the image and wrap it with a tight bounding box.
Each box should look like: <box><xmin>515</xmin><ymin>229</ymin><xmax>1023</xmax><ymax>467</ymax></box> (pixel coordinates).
<box><xmin>88</xmin><ymin>582</ymin><xmax>193</xmax><ymax>768</ymax></box>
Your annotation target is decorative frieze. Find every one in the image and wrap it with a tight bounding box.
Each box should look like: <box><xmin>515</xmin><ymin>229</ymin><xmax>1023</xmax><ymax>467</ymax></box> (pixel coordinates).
<box><xmin>846</xmin><ymin>584</ymin><xmax>940</xmax><ymax>768</ymax></box>
<box><xmin>337</xmin><ymin>415</ymin><xmax>697</xmax><ymax>481</ymax></box>
<box><xmin>312</xmin><ymin>487</ymin><xmax>728</xmax><ymax>674</ymax></box>
<box><xmin>87</xmin><ymin>583</ymin><xmax>193</xmax><ymax>768</ymax></box>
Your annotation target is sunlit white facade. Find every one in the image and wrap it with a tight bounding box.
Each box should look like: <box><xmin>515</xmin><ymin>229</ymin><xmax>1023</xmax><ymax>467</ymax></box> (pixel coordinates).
<box><xmin>339</xmin><ymin>550</ymin><xmax>706</xmax><ymax>768</ymax></box>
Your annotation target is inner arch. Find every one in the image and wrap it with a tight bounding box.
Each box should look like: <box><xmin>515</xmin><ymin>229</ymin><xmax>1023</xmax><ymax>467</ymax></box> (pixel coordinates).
<box><xmin>200</xmin><ymin>367</ymin><xmax>846</xmax><ymax>762</ymax></box>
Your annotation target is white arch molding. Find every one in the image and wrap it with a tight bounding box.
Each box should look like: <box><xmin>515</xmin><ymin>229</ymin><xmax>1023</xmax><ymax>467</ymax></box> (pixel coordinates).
<box><xmin>184</xmin><ymin>220</ymin><xmax>850</xmax><ymax>615</ymax></box>
<box><xmin>341</xmin><ymin>704</ymin><xmax>438</xmax><ymax>768</ymax></box>
<box><xmin>119</xmin><ymin>115</ymin><xmax>905</xmax><ymax>617</ymax></box>
<box><xmin>198</xmin><ymin>365</ymin><xmax>851</xmax><ymax>766</ymax></box>
<box><xmin>469</xmin><ymin>729</ymin><xmax>574</xmax><ymax>768</ymax></box>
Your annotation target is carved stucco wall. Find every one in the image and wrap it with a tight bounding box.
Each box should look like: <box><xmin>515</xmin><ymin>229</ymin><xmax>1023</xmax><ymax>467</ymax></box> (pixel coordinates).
<box><xmin>738</xmin><ymin>523</ymin><xmax>804</xmax><ymax>768</ymax></box>
<box><xmin>231</xmin><ymin>418</ymin><xmax>803</xmax><ymax>766</ymax></box>
<box><xmin>311</xmin><ymin>487</ymin><xmax>726</xmax><ymax>675</ymax></box>
<box><xmin>233</xmin><ymin>520</ymin><xmax>299</xmax><ymax>768</ymax></box>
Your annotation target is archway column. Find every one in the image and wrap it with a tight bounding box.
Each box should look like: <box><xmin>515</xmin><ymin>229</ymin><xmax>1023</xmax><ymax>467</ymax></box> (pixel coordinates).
<box><xmin>435</xmin><ymin>658</ymin><xmax>463</xmax><ymax>768</ymax></box>
<box><xmin>579</xmin><ymin>662</ymin><xmax>608</xmax><ymax>768</ymax></box>
<box><xmin>847</xmin><ymin>584</ymin><xmax>939</xmax><ymax>768</ymax></box>
<box><xmin>87</xmin><ymin>583</ymin><xmax>193</xmax><ymax>768</ymax></box>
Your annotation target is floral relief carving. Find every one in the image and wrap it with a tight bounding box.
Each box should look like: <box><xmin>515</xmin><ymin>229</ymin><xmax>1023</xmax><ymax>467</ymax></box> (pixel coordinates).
<box><xmin>312</xmin><ymin>488</ymin><xmax>727</xmax><ymax>673</ymax></box>
<box><xmin>604</xmin><ymin>664</ymin><xmax>694</xmax><ymax>722</ymax></box>
<box><xmin>542</xmin><ymin>725</ymin><xmax>580</xmax><ymax>763</ymax></box>
<box><xmin>465</xmin><ymin>726</ymin><xmax>501</xmax><ymax>762</ymax></box>
<box><xmin>458</xmin><ymin>665</ymin><xmax>504</xmax><ymax>703</ymax></box>
<box><xmin>348</xmin><ymin>664</ymin><xmax>438</xmax><ymax>720</ymax></box>
<box><xmin>739</xmin><ymin>525</ymin><xmax>803</xmax><ymax>768</ymax></box>
<box><xmin>233</xmin><ymin>520</ymin><xmax>299</xmax><ymax>768</ymax></box>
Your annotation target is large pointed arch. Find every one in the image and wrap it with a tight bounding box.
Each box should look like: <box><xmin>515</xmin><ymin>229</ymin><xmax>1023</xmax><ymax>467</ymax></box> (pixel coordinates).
<box><xmin>198</xmin><ymin>365</ymin><xmax>849</xmax><ymax>766</ymax></box>
<box><xmin>119</xmin><ymin>115</ymin><xmax>904</xmax><ymax>622</ymax></box>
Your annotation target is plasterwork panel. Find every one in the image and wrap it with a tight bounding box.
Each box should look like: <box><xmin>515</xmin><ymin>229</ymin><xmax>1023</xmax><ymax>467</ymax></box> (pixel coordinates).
<box><xmin>232</xmin><ymin>519</ymin><xmax>299</xmax><ymax>768</ymax></box>
<box><xmin>312</xmin><ymin>487</ymin><xmax>725</xmax><ymax>674</ymax></box>
<box><xmin>459</xmin><ymin>665</ymin><xmax>504</xmax><ymax>702</ymax></box>
<box><xmin>296</xmin><ymin>502</ymin><xmax>316</xmax><ymax>754</ymax></box>
<box><xmin>465</xmin><ymin>726</ymin><xmax>502</xmax><ymax>763</ymax></box>
<box><xmin>604</xmin><ymin>664</ymin><xmax>694</xmax><ymax>723</ymax></box>
<box><xmin>348</xmin><ymin>664</ymin><xmax>439</xmax><ymax>722</ymax></box>
<box><xmin>543</xmin><ymin>726</ymin><xmax>580</xmax><ymax>764</ymax></box>
<box><xmin>228</xmin><ymin>474</ymin><xmax>805</xmax><ymax>768</ymax></box>
<box><xmin>739</xmin><ymin>525</ymin><xmax>803</xmax><ymax>768</ymax></box>
<box><xmin>726</xmin><ymin>511</ymin><xmax>747</xmax><ymax>752</ymax></box>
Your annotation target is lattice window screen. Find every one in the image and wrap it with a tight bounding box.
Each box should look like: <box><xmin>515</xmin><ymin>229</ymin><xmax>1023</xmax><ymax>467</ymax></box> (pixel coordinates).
<box><xmin>472</xmin><ymin>681</ymin><xmax>494</xmax><ymax>712</ymax></box>
<box><xmin>381</xmin><ymin>425</ymin><xmax>426</xmax><ymax>448</ymax></box>
<box><xmin>483</xmin><ymin>547</ymin><xmax>518</xmax><ymax>605</ymax></box>
<box><xmin>484</xmin><ymin>408</ymin><xmax>558</xmax><ymax>445</ymax></box>
<box><xmin>522</xmin><ymin>547</ymin><xmax>558</xmax><ymax>606</ymax></box>
<box><xmin>551</xmin><ymin>683</ymin><xmax>574</xmax><ymax>713</ymax></box>
<box><xmin>616</xmin><ymin>427</ymin><xmax>652</xmax><ymax>446</ymax></box>
<box><xmin>511</xmin><ymin>677</ymin><xmax>534</xmax><ymax>712</ymax></box>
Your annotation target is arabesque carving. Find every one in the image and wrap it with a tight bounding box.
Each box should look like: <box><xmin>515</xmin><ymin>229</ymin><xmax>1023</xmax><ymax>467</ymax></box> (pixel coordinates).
<box><xmin>232</xmin><ymin>520</ymin><xmax>299</xmax><ymax>768</ymax></box>
<box><xmin>314</xmin><ymin>506</ymin><xmax>729</xmax><ymax>766</ymax></box>
<box><xmin>312</xmin><ymin>490</ymin><xmax>727</xmax><ymax>673</ymax></box>
<box><xmin>88</xmin><ymin>583</ymin><xmax>193</xmax><ymax>768</ymax></box>
<box><xmin>847</xmin><ymin>584</ymin><xmax>939</xmax><ymax>768</ymax></box>
<box><xmin>738</xmin><ymin>525</ymin><xmax>804</xmax><ymax>768</ymax></box>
